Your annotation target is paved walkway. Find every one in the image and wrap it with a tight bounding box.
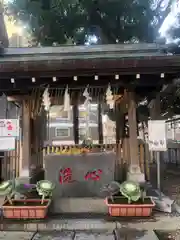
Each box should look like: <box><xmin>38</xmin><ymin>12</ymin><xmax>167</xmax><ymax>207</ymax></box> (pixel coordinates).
<box><xmin>0</xmin><ymin>229</ymin><xmax>158</xmax><ymax>240</ymax></box>
<box><xmin>0</xmin><ymin>232</ymin><xmax>35</xmax><ymax>240</ymax></box>
<box><xmin>2</xmin><ymin>215</ymin><xmax>180</xmax><ymax>239</ymax></box>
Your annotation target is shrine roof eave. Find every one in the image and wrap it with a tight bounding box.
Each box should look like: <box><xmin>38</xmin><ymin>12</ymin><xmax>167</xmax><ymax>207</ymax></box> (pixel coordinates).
<box><xmin>0</xmin><ymin>44</ymin><xmax>178</xmax><ymax>78</ymax></box>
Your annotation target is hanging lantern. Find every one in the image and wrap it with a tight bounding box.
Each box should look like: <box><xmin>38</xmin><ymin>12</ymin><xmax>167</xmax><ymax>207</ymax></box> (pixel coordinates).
<box><xmin>42</xmin><ymin>88</ymin><xmax>51</xmax><ymax>111</ymax></box>
<box><xmin>106</xmin><ymin>84</ymin><xmax>114</xmax><ymax>109</ymax></box>
<box><xmin>63</xmin><ymin>85</ymin><xmax>70</xmax><ymax>111</ymax></box>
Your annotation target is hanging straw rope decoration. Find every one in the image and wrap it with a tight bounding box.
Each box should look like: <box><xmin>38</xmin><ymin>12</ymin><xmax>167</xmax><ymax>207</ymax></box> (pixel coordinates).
<box><xmin>44</xmin><ymin>83</ymin><xmax>121</xmax><ymax>100</ymax></box>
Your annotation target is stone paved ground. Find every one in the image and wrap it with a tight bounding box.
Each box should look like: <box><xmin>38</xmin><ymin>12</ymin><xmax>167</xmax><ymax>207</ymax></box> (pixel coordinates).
<box><xmin>0</xmin><ymin>231</ymin><xmax>35</xmax><ymax>240</ymax></box>
<box><xmin>2</xmin><ymin>215</ymin><xmax>180</xmax><ymax>239</ymax></box>
<box><xmin>2</xmin><ymin>215</ymin><xmax>180</xmax><ymax>240</ymax></box>
<box><xmin>0</xmin><ymin>230</ymin><xmax>116</xmax><ymax>240</ymax></box>
<box><xmin>34</xmin><ymin>230</ymin><xmax>115</xmax><ymax>240</ymax></box>
<box><xmin>0</xmin><ymin>230</ymin><xmax>158</xmax><ymax>240</ymax></box>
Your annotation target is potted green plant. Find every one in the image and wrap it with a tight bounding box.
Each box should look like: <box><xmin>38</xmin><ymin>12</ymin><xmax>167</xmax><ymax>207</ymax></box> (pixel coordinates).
<box><xmin>0</xmin><ymin>179</ymin><xmax>55</xmax><ymax>219</ymax></box>
<box><xmin>104</xmin><ymin>181</ymin><xmax>155</xmax><ymax>217</ymax></box>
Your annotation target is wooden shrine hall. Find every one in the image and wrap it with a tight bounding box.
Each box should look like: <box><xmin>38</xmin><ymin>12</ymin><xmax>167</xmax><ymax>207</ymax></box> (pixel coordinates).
<box><xmin>0</xmin><ymin>43</ymin><xmax>179</xmax><ymax>183</ymax></box>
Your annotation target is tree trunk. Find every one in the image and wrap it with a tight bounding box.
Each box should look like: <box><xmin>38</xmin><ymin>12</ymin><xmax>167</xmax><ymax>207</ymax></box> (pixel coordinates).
<box><xmin>0</xmin><ymin>3</ymin><xmax>9</xmax><ymax>48</ymax></box>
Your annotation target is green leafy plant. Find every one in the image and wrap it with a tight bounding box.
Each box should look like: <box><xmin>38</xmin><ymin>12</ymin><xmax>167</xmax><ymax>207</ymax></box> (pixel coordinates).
<box><xmin>120</xmin><ymin>181</ymin><xmax>141</xmax><ymax>204</ymax></box>
<box><xmin>0</xmin><ymin>180</ymin><xmax>14</xmax><ymax>205</ymax></box>
<box><xmin>82</xmin><ymin>137</ymin><xmax>93</xmax><ymax>148</ymax></box>
<box><xmin>102</xmin><ymin>180</ymin><xmax>146</xmax><ymax>204</ymax></box>
<box><xmin>36</xmin><ymin>180</ymin><xmax>55</xmax><ymax>204</ymax></box>
<box><xmin>0</xmin><ymin>179</ymin><xmax>54</xmax><ymax>205</ymax></box>
<box><xmin>101</xmin><ymin>181</ymin><xmax>121</xmax><ymax>202</ymax></box>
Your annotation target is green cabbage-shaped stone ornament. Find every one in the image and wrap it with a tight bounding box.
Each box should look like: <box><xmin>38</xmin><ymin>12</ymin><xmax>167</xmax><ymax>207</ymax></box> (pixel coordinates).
<box><xmin>36</xmin><ymin>180</ymin><xmax>55</xmax><ymax>204</ymax></box>
<box><xmin>120</xmin><ymin>181</ymin><xmax>141</xmax><ymax>204</ymax></box>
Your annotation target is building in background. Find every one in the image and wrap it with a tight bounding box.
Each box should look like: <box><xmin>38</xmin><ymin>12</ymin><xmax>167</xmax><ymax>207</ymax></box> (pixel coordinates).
<box><xmin>48</xmin><ymin>104</ymin><xmax>99</xmax><ymax>145</ymax></box>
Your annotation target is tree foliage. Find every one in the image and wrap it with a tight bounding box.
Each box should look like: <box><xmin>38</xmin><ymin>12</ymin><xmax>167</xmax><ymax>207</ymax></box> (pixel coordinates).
<box><xmin>6</xmin><ymin>0</ymin><xmax>180</xmax><ymax>119</ymax></box>
<box><xmin>6</xmin><ymin>0</ymin><xmax>174</xmax><ymax>46</ymax></box>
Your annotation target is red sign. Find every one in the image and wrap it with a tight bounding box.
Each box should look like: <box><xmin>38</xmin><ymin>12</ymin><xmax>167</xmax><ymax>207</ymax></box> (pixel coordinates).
<box><xmin>84</xmin><ymin>169</ymin><xmax>102</xmax><ymax>181</ymax></box>
<box><xmin>7</xmin><ymin>121</ymin><xmax>13</xmax><ymax>131</ymax></box>
<box><xmin>59</xmin><ymin>167</ymin><xmax>75</xmax><ymax>184</ymax></box>
<box><xmin>6</xmin><ymin>121</ymin><xmax>13</xmax><ymax>136</ymax></box>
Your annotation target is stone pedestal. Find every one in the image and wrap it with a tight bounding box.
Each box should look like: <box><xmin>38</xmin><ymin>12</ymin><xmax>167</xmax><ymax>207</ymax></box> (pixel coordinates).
<box><xmin>44</xmin><ymin>152</ymin><xmax>116</xmax><ymax>214</ymax></box>
<box><xmin>127</xmin><ymin>164</ymin><xmax>145</xmax><ymax>183</ymax></box>
<box><xmin>44</xmin><ymin>152</ymin><xmax>116</xmax><ymax>198</ymax></box>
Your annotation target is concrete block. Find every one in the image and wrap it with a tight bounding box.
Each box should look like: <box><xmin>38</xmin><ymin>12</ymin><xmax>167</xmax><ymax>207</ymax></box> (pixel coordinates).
<box><xmin>50</xmin><ymin>197</ymin><xmax>108</xmax><ymax>214</ymax></box>
<box><xmin>127</xmin><ymin>172</ymin><xmax>145</xmax><ymax>183</ymax></box>
<box><xmin>127</xmin><ymin>164</ymin><xmax>145</xmax><ymax>183</ymax></box>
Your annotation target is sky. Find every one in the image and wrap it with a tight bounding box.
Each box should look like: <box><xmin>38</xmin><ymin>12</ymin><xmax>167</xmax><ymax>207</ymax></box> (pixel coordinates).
<box><xmin>160</xmin><ymin>0</ymin><xmax>180</xmax><ymax>38</ymax></box>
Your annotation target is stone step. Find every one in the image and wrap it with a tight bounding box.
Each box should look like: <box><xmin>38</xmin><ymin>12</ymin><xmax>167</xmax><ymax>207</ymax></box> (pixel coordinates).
<box><xmin>1</xmin><ymin>219</ymin><xmax>117</xmax><ymax>232</ymax></box>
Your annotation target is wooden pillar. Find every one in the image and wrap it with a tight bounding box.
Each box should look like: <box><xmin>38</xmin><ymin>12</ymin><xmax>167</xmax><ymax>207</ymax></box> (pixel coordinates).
<box><xmin>98</xmin><ymin>101</ymin><xmax>103</xmax><ymax>144</ymax></box>
<box><xmin>123</xmin><ymin>138</ymin><xmax>130</xmax><ymax>164</ymax></box>
<box><xmin>149</xmin><ymin>96</ymin><xmax>161</xmax><ymax>120</ymax></box>
<box><xmin>115</xmin><ymin>104</ymin><xmax>120</xmax><ymax>145</ymax></box>
<box><xmin>115</xmin><ymin>103</ymin><xmax>121</xmax><ymax>180</ymax></box>
<box><xmin>128</xmin><ymin>92</ymin><xmax>139</xmax><ymax>165</ymax></box>
<box><xmin>21</xmin><ymin>100</ymin><xmax>31</xmax><ymax>177</ymax></box>
<box><xmin>73</xmin><ymin>93</ymin><xmax>79</xmax><ymax>144</ymax></box>
<box><xmin>127</xmin><ymin>91</ymin><xmax>145</xmax><ymax>182</ymax></box>
<box><xmin>139</xmin><ymin>143</ymin><xmax>144</xmax><ymax>173</ymax></box>
<box><xmin>115</xmin><ymin>103</ymin><xmax>126</xmax><ymax>181</ymax></box>
<box><xmin>142</xmin><ymin>121</ymin><xmax>150</xmax><ymax>180</ymax></box>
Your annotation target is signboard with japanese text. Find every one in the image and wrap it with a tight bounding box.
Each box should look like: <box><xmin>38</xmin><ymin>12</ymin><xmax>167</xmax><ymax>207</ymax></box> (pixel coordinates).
<box><xmin>148</xmin><ymin>120</ymin><xmax>167</xmax><ymax>151</ymax></box>
<box><xmin>0</xmin><ymin>137</ymin><xmax>15</xmax><ymax>151</ymax></box>
<box><xmin>0</xmin><ymin>119</ymin><xmax>19</xmax><ymax>137</ymax></box>
<box><xmin>44</xmin><ymin>152</ymin><xmax>115</xmax><ymax>198</ymax></box>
